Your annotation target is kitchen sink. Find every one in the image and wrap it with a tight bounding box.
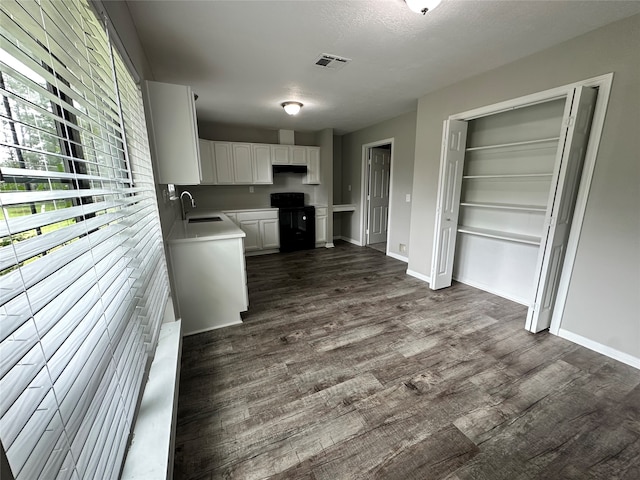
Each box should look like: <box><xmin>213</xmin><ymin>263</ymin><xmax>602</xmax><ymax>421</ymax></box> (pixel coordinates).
<box><xmin>188</xmin><ymin>216</ymin><xmax>223</xmax><ymax>223</ymax></box>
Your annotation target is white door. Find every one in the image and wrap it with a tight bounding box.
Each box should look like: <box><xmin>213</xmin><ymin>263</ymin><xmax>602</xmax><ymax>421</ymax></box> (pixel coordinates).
<box><xmin>526</xmin><ymin>86</ymin><xmax>597</xmax><ymax>332</ymax></box>
<box><xmin>260</xmin><ymin>219</ymin><xmax>280</xmax><ymax>249</ymax></box>
<box><xmin>303</xmin><ymin>147</ymin><xmax>321</xmax><ymax>185</ymax></box>
<box><xmin>232</xmin><ymin>143</ymin><xmax>253</xmax><ymax>184</ymax></box>
<box><xmin>240</xmin><ymin>220</ymin><xmax>260</xmax><ymax>251</ymax></box>
<box><xmin>252</xmin><ymin>144</ymin><xmax>273</xmax><ymax>184</ymax></box>
<box><xmin>367</xmin><ymin>147</ymin><xmax>391</xmax><ymax>245</ymax></box>
<box><xmin>271</xmin><ymin>144</ymin><xmax>290</xmax><ymax>165</ymax></box>
<box><xmin>198</xmin><ymin>139</ymin><xmax>216</xmax><ymax>184</ymax></box>
<box><xmin>430</xmin><ymin>120</ymin><xmax>468</xmax><ymax>290</ymax></box>
<box><xmin>290</xmin><ymin>146</ymin><xmax>307</xmax><ymax>165</ymax></box>
<box><xmin>213</xmin><ymin>142</ymin><xmax>234</xmax><ymax>184</ymax></box>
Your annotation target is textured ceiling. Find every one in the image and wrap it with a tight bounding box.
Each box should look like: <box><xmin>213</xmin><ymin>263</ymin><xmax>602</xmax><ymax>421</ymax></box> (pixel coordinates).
<box><xmin>125</xmin><ymin>0</ymin><xmax>640</xmax><ymax>134</ymax></box>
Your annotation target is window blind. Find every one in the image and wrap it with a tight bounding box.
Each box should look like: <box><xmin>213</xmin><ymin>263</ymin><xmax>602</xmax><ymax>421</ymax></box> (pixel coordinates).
<box><xmin>0</xmin><ymin>1</ymin><xmax>170</xmax><ymax>479</ymax></box>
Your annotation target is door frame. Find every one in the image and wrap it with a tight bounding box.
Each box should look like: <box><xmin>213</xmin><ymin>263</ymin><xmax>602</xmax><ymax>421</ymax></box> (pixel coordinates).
<box><xmin>360</xmin><ymin>138</ymin><xmax>394</xmax><ymax>253</ymax></box>
<box><xmin>442</xmin><ymin>72</ymin><xmax>613</xmax><ymax>334</ymax></box>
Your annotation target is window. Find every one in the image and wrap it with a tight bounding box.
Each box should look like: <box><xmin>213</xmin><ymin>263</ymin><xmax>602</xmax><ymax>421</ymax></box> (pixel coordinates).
<box><xmin>0</xmin><ymin>1</ymin><xmax>169</xmax><ymax>479</ymax></box>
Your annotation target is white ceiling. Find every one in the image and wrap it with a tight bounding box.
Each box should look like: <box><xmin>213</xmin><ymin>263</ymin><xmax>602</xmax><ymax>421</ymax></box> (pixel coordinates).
<box><xmin>125</xmin><ymin>0</ymin><xmax>640</xmax><ymax>134</ymax></box>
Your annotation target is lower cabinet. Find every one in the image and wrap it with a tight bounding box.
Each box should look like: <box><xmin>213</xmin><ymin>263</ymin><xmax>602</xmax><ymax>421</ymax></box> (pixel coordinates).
<box><xmin>224</xmin><ymin>209</ymin><xmax>280</xmax><ymax>255</ymax></box>
<box><xmin>315</xmin><ymin>207</ymin><xmax>327</xmax><ymax>245</ymax></box>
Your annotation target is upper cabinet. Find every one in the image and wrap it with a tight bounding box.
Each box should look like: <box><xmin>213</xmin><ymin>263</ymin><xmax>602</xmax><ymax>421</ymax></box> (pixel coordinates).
<box><xmin>144</xmin><ymin>81</ymin><xmax>201</xmax><ymax>185</ymax></box>
<box><xmin>303</xmin><ymin>147</ymin><xmax>321</xmax><ymax>185</ymax></box>
<box><xmin>198</xmin><ymin>140</ymin><xmax>319</xmax><ymax>185</ymax></box>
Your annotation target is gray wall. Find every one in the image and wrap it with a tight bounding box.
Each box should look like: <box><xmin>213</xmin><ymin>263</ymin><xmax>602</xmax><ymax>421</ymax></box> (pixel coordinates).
<box><xmin>340</xmin><ymin>111</ymin><xmax>417</xmax><ymax>259</ymax></box>
<box><xmin>408</xmin><ymin>14</ymin><xmax>640</xmax><ymax>359</ymax></box>
<box><xmin>333</xmin><ymin>135</ymin><xmax>343</xmax><ymax>238</ymax></box>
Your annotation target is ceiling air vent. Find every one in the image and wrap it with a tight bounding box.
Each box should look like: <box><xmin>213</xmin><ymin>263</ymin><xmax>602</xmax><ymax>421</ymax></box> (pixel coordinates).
<box><xmin>314</xmin><ymin>53</ymin><xmax>351</xmax><ymax>70</ymax></box>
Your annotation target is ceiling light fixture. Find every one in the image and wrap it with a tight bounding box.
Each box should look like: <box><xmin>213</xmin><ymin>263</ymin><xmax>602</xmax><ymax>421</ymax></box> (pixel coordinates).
<box><xmin>405</xmin><ymin>0</ymin><xmax>442</xmax><ymax>15</ymax></box>
<box><xmin>282</xmin><ymin>101</ymin><xmax>303</xmax><ymax>115</ymax></box>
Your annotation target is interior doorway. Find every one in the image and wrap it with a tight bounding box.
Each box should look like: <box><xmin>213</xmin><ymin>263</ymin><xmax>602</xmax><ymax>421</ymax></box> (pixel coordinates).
<box><xmin>362</xmin><ymin>141</ymin><xmax>392</xmax><ymax>254</ymax></box>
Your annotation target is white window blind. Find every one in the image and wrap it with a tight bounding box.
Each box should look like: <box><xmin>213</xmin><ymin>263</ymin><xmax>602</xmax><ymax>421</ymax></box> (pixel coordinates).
<box><xmin>0</xmin><ymin>0</ymin><xmax>170</xmax><ymax>479</ymax></box>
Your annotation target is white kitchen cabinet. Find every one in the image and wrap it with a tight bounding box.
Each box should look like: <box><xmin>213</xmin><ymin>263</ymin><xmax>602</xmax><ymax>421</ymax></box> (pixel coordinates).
<box><xmin>271</xmin><ymin>144</ymin><xmax>290</xmax><ymax>165</ymax></box>
<box><xmin>198</xmin><ymin>139</ymin><xmax>216</xmax><ymax>184</ymax></box>
<box><xmin>213</xmin><ymin>142</ymin><xmax>234</xmax><ymax>184</ymax></box>
<box><xmin>252</xmin><ymin>144</ymin><xmax>274</xmax><ymax>184</ymax></box>
<box><xmin>239</xmin><ymin>220</ymin><xmax>260</xmax><ymax>252</ymax></box>
<box><xmin>167</xmin><ymin>215</ymin><xmax>247</xmax><ymax>334</ymax></box>
<box><xmin>232</xmin><ymin>143</ymin><xmax>254</xmax><ymax>184</ymax></box>
<box><xmin>303</xmin><ymin>147</ymin><xmax>321</xmax><ymax>185</ymax></box>
<box><xmin>144</xmin><ymin>81</ymin><xmax>201</xmax><ymax>185</ymax></box>
<box><xmin>224</xmin><ymin>209</ymin><xmax>280</xmax><ymax>255</ymax></box>
<box><xmin>290</xmin><ymin>146</ymin><xmax>307</xmax><ymax>165</ymax></box>
<box><xmin>260</xmin><ymin>218</ymin><xmax>280</xmax><ymax>249</ymax></box>
<box><xmin>315</xmin><ymin>206</ymin><xmax>327</xmax><ymax>245</ymax></box>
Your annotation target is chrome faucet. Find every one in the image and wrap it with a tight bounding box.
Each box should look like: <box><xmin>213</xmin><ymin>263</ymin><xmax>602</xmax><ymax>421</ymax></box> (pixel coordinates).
<box><xmin>180</xmin><ymin>190</ymin><xmax>196</xmax><ymax>220</ymax></box>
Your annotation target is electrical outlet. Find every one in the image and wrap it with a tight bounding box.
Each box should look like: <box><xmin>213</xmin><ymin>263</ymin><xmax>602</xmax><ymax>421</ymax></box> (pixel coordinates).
<box><xmin>405</xmin><ymin>194</ymin><xmax>411</xmax><ymax>203</ymax></box>
<box><xmin>399</xmin><ymin>243</ymin><xmax>407</xmax><ymax>253</ymax></box>
<box><xmin>348</xmin><ymin>184</ymin><xmax>351</xmax><ymax>191</ymax></box>
<box><xmin>249</xmin><ymin>186</ymin><xmax>254</xmax><ymax>193</ymax></box>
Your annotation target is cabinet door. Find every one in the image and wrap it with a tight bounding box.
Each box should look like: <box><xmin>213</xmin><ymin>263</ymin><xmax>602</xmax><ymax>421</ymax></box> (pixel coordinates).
<box><xmin>213</xmin><ymin>142</ymin><xmax>234</xmax><ymax>184</ymax></box>
<box><xmin>232</xmin><ymin>143</ymin><xmax>253</xmax><ymax>184</ymax></box>
<box><xmin>271</xmin><ymin>144</ymin><xmax>290</xmax><ymax>165</ymax></box>
<box><xmin>315</xmin><ymin>214</ymin><xmax>327</xmax><ymax>244</ymax></box>
<box><xmin>303</xmin><ymin>147</ymin><xmax>321</xmax><ymax>184</ymax></box>
<box><xmin>430</xmin><ymin>119</ymin><xmax>468</xmax><ymax>290</ymax></box>
<box><xmin>198</xmin><ymin>139</ymin><xmax>216</xmax><ymax>184</ymax></box>
<box><xmin>145</xmin><ymin>81</ymin><xmax>201</xmax><ymax>185</ymax></box>
<box><xmin>240</xmin><ymin>220</ymin><xmax>260</xmax><ymax>251</ymax></box>
<box><xmin>252</xmin><ymin>144</ymin><xmax>273</xmax><ymax>184</ymax></box>
<box><xmin>260</xmin><ymin>219</ymin><xmax>280</xmax><ymax>249</ymax></box>
<box><xmin>290</xmin><ymin>146</ymin><xmax>307</xmax><ymax>165</ymax></box>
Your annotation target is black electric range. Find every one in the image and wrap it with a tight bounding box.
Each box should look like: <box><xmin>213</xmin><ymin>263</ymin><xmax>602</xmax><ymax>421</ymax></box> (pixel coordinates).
<box><xmin>270</xmin><ymin>193</ymin><xmax>315</xmax><ymax>252</ymax></box>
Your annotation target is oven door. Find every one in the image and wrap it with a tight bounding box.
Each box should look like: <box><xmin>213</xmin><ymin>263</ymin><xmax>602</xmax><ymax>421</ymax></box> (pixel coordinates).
<box><xmin>279</xmin><ymin>207</ymin><xmax>315</xmax><ymax>252</ymax></box>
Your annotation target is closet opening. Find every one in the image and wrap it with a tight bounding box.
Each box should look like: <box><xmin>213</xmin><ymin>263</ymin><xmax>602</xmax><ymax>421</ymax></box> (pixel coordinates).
<box><xmin>430</xmin><ymin>74</ymin><xmax>613</xmax><ymax>335</ymax></box>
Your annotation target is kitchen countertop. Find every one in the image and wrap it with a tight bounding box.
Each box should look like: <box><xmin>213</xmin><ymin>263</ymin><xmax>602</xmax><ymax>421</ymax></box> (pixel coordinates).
<box><xmin>167</xmin><ymin>212</ymin><xmax>245</xmax><ymax>244</ymax></box>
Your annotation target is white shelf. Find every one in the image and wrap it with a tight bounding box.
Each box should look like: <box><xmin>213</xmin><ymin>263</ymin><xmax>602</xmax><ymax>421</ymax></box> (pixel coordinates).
<box><xmin>460</xmin><ymin>201</ymin><xmax>547</xmax><ymax>212</ymax></box>
<box><xmin>332</xmin><ymin>204</ymin><xmax>357</xmax><ymax>212</ymax></box>
<box><xmin>465</xmin><ymin>137</ymin><xmax>560</xmax><ymax>152</ymax></box>
<box><xmin>463</xmin><ymin>173</ymin><xmax>553</xmax><ymax>180</ymax></box>
<box><xmin>457</xmin><ymin>226</ymin><xmax>541</xmax><ymax>246</ymax></box>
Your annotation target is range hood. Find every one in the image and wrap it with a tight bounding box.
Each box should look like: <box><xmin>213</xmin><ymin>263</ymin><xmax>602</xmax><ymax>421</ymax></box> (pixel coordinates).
<box><xmin>273</xmin><ymin>164</ymin><xmax>307</xmax><ymax>174</ymax></box>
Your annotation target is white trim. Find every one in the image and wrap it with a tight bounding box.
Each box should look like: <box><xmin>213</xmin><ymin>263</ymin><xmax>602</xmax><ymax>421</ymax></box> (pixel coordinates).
<box><xmin>325</xmin><ymin>242</ymin><xmax>335</xmax><ymax>248</ymax></box>
<box><xmin>549</xmin><ymin>73</ymin><xmax>614</xmax><ymax>335</ymax></box>
<box><xmin>453</xmin><ymin>276</ymin><xmax>529</xmax><ymax>306</ymax></box>
<box><xmin>558</xmin><ymin>328</ymin><xmax>640</xmax><ymax>370</ymax></box>
<box><xmin>406</xmin><ymin>269</ymin><xmax>432</xmax><ymax>284</ymax></box>
<box><xmin>387</xmin><ymin>251</ymin><xmax>408</xmax><ymax>263</ymax></box>
<box><xmin>360</xmin><ymin>138</ymin><xmax>395</xmax><ymax>247</ymax></box>
<box><xmin>183</xmin><ymin>319</ymin><xmax>242</xmax><ymax>336</ymax></box>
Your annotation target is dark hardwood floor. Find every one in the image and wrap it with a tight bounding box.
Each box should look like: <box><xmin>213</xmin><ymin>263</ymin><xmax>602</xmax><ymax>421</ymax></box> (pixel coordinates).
<box><xmin>174</xmin><ymin>241</ymin><xmax>640</xmax><ymax>480</ymax></box>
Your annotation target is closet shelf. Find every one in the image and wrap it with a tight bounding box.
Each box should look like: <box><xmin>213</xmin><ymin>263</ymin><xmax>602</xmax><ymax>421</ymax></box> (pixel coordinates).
<box><xmin>465</xmin><ymin>137</ymin><xmax>560</xmax><ymax>152</ymax></box>
<box><xmin>457</xmin><ymin>226</ymin><xmax>541</xmax><ymax>246</ymax></box>
<box><xmin>460</xmin><ymin>201</ymin><xmax>547</xmax><ymax>212</ymax></box>
<box><xmin>463</xmin><ymin>173</ymin><xmax>553</xmax><ymax>180</ymax></box>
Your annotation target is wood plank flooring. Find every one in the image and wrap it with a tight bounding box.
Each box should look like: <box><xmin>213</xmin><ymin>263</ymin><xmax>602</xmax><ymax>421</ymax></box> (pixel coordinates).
<box><xmin>174</xmin><ymin>241</ymin><xmax>640</xmax><ymax>480</ymax></box>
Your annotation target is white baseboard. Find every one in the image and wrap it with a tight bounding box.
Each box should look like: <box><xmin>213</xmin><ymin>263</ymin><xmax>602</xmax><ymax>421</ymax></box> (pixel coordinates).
<box><xmin>387</xmin><ymin>251</ymin><xmax>408</xmax><ymax>263</ymax></box>
<box><xmin>337</xmin><ymin>236</ymin><xmax>362</xmax><ymax>247</ymax></box>
<box><xmin>325</xmin><ymin>242</ymin><xmax>335</xmax><ymax>248</ymax></box>
<box><xmin>453</xmin><ymin>276</ymin><xmax>529</xmax><ymax>306</ymax></box>
<box><xmin>406</xmin><ymin>269</ymin><xmax>431</xmax><ymax>284</ymax></box>
<box><xmin>557</xmin><ymin>328</ymin><xmax>640</xmax><ymax>370</ymax></box>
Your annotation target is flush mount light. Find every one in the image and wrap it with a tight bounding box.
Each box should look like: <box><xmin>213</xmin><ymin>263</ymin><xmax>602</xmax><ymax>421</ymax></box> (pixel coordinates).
<box><xmin>282</xmin><ymin>101</ymin><xmax>303</xmax><ymax>115</ymax></box>
<box><xmin>405</xmin><ymin>0</ymin><xmax>442</xmax><ymax>15</ymax></box>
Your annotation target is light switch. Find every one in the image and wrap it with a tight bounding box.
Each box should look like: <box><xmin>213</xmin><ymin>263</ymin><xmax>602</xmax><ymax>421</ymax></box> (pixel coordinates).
<box><xmin>348</xmin><ymin>185</ymin><xmax>352</xmax><ymax>192</ymax></box>
<box><xmin>405</xmin><ymin>194</ymin><xmax>411</xmax><ymax>203</ymax></box>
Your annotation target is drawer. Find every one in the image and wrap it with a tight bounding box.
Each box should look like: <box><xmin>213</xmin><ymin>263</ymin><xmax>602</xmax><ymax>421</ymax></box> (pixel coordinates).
<box><xmin>236</xmin><ymin>210</ymin><xmax>278</xmax><ymax>222</ymax></box>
